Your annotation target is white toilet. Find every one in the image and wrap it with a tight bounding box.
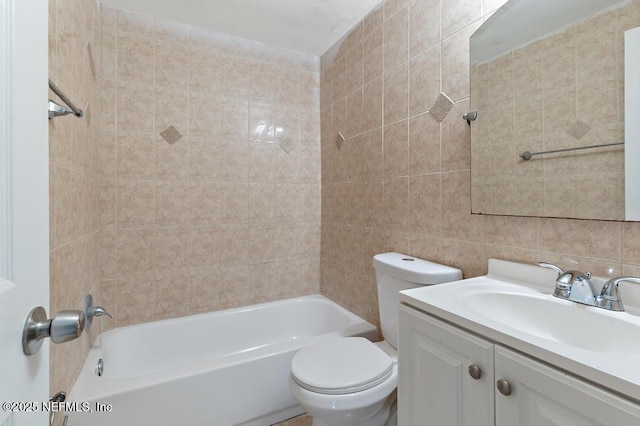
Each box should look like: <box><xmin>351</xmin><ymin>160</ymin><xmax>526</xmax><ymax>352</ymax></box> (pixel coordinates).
<box><xmin>288</xmin><ymin>252</ymin><xmax>462</xmax><ymax>426</ymax></box>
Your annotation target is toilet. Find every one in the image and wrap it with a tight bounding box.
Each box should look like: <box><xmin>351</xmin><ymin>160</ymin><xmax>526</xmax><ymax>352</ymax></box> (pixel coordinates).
<box><xmin>288</xmin><ymin>252</ymin><xmax>462</xmax><ymax>426</ymax></box>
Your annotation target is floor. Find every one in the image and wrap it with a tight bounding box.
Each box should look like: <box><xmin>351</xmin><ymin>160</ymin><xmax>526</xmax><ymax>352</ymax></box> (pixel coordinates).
<box><xmin>276</xmin><ymin>413</ymin><xmax>313</xmax><ymax>426</ymax></box>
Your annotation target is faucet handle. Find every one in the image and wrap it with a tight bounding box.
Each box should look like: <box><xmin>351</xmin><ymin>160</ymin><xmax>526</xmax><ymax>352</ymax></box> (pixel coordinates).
<box><xmin>538</xmin><ymin>262</ymin><xmax>571</xmax><ymax>298</ymax></box>
<box><xmin>92</xmin><ymin>306</ymin><xmax>113</xmax><ymax>319</ymax></box>
<box><xmin>83</xmin><ymin>294</ymin><xmax>114</xmax><ymax>329</ymax></box>
<box><xmin>598</xmin><ymin>276</ymin><xmax>640</xmax><ymax>311</ymax></box>
<box><xmin>538</xmin><ymin>262</ymin><xmax>564</xmax><ymax>276</ymax></box>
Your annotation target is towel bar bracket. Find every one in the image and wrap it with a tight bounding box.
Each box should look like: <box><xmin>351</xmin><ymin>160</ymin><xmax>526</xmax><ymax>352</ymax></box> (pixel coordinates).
<box><xmin>48</xmin><ymin>78</ymin><xmax>84</xmax><ymax>118</ymax></box>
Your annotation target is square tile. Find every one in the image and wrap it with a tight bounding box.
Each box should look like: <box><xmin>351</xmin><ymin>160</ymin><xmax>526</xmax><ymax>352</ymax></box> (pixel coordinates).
<box><xmin>429</xmin><ymin>92</ymin><xmax>454</xmax><ymax>123</ymax></box>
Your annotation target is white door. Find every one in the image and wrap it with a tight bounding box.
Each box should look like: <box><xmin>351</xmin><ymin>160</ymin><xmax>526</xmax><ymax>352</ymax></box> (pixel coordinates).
<box><xmin>0</xmin><ymin>0</ymin><xmax>49</xmax><ymax>425</ymax></box>
<box><xmin>495</xmin><ymin>346</ymin><xmax>640</xmax><ymax>426</ymax></box>
<box><xmin>398</xmin><ymin>304</ymin><xmax>495</xmax><ymax>426</ymax></box>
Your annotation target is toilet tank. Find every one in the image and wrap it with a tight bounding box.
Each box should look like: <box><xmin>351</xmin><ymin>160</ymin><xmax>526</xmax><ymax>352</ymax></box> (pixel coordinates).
<box><xmin>373</xmin><ymin>252</ymin><xmax>462</xmax><ymax>349</ymax></box>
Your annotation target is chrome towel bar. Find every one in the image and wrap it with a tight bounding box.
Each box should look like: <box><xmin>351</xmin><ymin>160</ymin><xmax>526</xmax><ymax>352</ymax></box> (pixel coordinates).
<box><xmin>520</xmin><ymin>142</ymin><xmax>624</xmax><ymax>160</ymax></box>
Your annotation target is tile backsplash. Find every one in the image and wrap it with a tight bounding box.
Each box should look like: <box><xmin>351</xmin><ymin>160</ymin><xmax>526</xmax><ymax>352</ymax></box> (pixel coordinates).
<box><xmin>98</xmin><ymin>6</ymin><xmax>321</xmax><ymax>328</ymax></box>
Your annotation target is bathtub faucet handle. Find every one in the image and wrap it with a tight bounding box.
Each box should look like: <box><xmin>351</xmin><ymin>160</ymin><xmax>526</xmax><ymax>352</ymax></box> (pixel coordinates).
<box><xmin>92</xmin><ymin>306</ymin><xmax>113</xmax><ymax>319</ymax></box>
<box><xmin>83</xmin><ymin>294</ymin><xmax>114</xmax><ymax>330</ymax></box>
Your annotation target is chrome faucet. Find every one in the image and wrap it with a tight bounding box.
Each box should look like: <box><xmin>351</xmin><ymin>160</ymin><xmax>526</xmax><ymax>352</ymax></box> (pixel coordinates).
<box><xmin>539</xmin><ymin>262</ymin><xmax>640</xmax><ymax>312</ymax></box>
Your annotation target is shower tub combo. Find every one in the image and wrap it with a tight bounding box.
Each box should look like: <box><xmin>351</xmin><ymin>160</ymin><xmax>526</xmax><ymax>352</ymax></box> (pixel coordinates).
<box><xmin>67</xmin><ymin>295</ymin><xmax>376</xmax><ymax>426</ymax></box>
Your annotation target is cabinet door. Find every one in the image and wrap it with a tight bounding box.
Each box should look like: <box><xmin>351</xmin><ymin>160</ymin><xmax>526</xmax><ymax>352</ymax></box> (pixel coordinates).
<box><xmin>398</xmin><ymin>304</ymin><xmax>495</xmax><ymax>426</ymax></box>
<box><xmin>495</xmin><ymin>346</ymin><xmax>640</xmax><ymax>426</ymax></box>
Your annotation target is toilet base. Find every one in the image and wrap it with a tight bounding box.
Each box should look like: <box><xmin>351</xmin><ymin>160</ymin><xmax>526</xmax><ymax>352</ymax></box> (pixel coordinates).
<box><xmin>310</xmin><ymin>391</ymin><xmax>396</xmax><ymax>426</ymax></box>
<box><xmin>385</xmin><ymin>397</ymin><xmax>397</xmax><ymax>426</ymax></box>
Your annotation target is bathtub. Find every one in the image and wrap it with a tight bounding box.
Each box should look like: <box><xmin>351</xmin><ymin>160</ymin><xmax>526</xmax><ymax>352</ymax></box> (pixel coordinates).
<box><xmin>67</xmin><ymin>295</ymin><xmax>377</xmax><ymax>426</ymax></box>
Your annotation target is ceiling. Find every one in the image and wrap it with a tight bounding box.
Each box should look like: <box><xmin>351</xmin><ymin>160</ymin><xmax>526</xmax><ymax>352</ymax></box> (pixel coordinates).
<box><xmin>100</xmin><ymin>0</ymin><xmax>383</xmax><ymax>56</ymax></box>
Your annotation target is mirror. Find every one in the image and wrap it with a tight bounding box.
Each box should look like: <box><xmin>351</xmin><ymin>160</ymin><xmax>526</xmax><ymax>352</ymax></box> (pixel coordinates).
<box><xmin>469</xmin><ymin>0</ymin><xmax>639</xmax><ymax>221</ymax></box>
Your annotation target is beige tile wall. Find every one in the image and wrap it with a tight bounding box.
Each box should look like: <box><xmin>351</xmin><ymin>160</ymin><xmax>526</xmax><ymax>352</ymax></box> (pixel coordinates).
<box><xmin>320</xmin><ymin>0</ymin><xmax>640</xmax><ymax>328</ymax></box>
<box><xmin>98</xmin><ymin>7</ymin><xmax>321</xmax><ymax>328</ymax></box>
<box><xmin>471</xmin><ymin>5</ymin><xmax>635</xmax><ymax>220</ymax></box>
<box><xmin>49</xmin><ymin>0</ymin><xmax>101</xmax><ymax>394</ymax></box>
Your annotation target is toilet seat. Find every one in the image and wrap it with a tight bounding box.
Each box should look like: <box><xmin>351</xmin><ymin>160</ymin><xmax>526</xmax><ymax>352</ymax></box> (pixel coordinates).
<box><xmin>291</xmin><ymin>337</ymin><xmax>393</xmax><ymax>395</ymax></box>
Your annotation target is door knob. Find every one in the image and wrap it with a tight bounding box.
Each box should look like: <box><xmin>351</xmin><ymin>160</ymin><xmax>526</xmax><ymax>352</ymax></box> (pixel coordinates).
<box><xmin>50</xmin><ymin>310</ymin><xmax>85</xmax><ymax>343</ymax></box>
<box><xmin>22</xmin><ymin>306</ymin><xmax>85</xmax><ymax>355</ymax></box>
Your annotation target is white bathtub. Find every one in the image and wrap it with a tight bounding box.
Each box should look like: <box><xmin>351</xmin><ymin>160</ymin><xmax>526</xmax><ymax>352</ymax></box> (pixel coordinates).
<box><xmin>68</xmin><ymin>295</ymin><xmax>377</xmax><ymax>426</ymax></box>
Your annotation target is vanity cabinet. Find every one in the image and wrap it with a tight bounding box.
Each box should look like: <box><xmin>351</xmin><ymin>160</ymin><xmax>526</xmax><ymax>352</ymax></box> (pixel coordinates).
<box><xmin>398</xmin><ymin>304</ymin><xmax>640</xmax><ymax>426</ymax></box>
<box><xmin>495</xmin><ymin>347</ymin><xmax>639</xmax><ymax>425</ymax></box>
<box><xmin>398</xmin><ymin>304</ymin><xmax>494</xmax><ymax>426</ymax></box>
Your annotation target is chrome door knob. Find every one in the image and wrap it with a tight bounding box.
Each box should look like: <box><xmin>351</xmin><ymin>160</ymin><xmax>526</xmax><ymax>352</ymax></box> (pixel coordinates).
<box><xmin>497</xmin><ymin>379</ymin><xmax>512</xmax><ymax>396</ymax></box>
<box><xmin>468</xmin><ymin>365</ymin><xmax>482</xmax><ymax>380</ymax></box>
<box><xmin>50</xmin><ymin>310</ymin><xmax>85</xmax><ymax>344</ymax></box>
<box><xmin>22</xmin><ymin>306</ymin><xmax>86</xmax><ymax>355</ymax></box>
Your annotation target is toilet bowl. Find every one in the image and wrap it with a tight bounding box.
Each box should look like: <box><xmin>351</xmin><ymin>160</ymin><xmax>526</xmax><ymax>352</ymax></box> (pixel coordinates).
<box><xmin>289</xmin><ymin>337</ymin><xmax>398</xmax><ymax>426</ymax></box>
<box><xmin>288</xmin><ymin>253</ymin><xmax>462</xmax><ymax>426</ymax></box>
<box><xmin>290</xmin><ymin>338</ymin><xmax>397</xmax><ymax>426</ymax></box>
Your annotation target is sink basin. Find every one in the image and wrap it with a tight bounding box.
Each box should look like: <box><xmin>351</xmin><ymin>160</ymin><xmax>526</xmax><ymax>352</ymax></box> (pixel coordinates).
<box><xmin>457</xmin><ymin>286</ymin><xmax>640</xmax><ymax>356</ymax></box>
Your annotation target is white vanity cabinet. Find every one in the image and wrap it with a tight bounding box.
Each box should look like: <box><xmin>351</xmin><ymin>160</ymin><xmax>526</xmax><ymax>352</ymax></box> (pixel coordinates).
<box><xmin>398</xmin><ymin>303</ymin><xmax>640</xmax><ymax>426</ymax></box>
<box><xmin>398</xmin><ymin>304</ymin><xmax>495</xmax><ymax>426</ymax></box>
<box><xmin>495</xmin><ymin>346</ymin><xmax>640</xmax><ymax>425</ymax></box>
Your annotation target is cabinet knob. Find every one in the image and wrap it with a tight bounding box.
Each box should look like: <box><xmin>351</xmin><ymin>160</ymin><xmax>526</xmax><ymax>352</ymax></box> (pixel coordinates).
<box><xmin>497</xmin><ymin>379</ymin><xmax>512</xmax><ymax>396</ymax></box>
<box><xmin>468</xmin><ymin>365</ymin><xmax>482</xmax><ymax>380</ymax></box>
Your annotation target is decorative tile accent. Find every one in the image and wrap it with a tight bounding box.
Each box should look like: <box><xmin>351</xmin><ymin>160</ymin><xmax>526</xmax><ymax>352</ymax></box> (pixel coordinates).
<box><xmin>160</xmin><ymin>125</ymin><xmax>183</xmax><ymax>144</ymax></box>
<box><xmin>279</xmin><ymin>136</ymin><xmax>296</xmax><ymax>154</ymax></box>
<box><xmin>429</xmin><ymin>92</ymin><xmax>454</xmax><ymax>122</ymax></box>
<box><xmin>567</xmin><ymin>119</ymin><xmax>591</xmax><ymax>140</ymax></box>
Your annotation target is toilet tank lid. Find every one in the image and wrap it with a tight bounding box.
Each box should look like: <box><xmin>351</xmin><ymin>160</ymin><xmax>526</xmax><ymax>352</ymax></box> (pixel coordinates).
<box><xmin>373</xmin><ymin>252</ymin><xmax>462</xmax><ymax>285</ymax></box>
